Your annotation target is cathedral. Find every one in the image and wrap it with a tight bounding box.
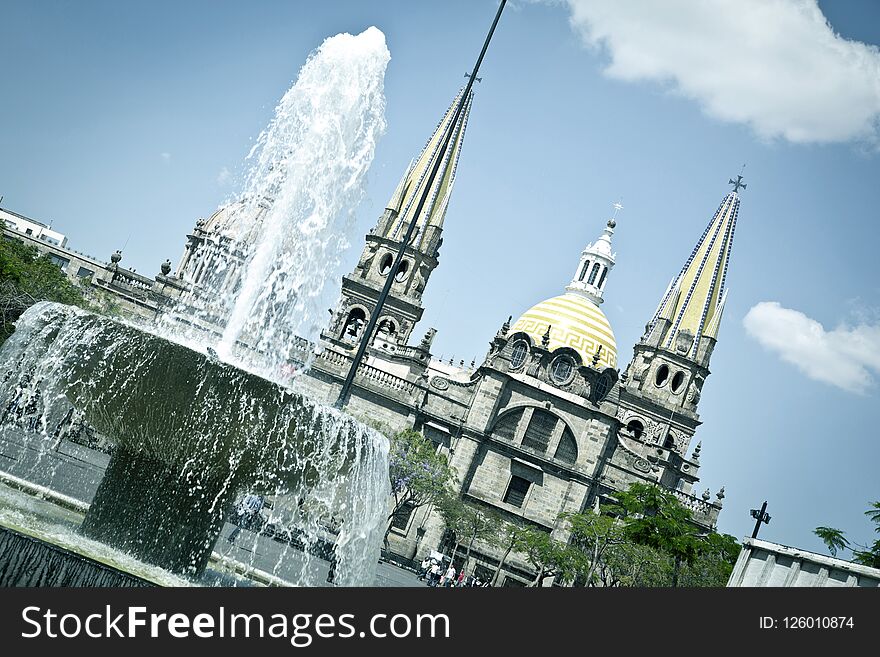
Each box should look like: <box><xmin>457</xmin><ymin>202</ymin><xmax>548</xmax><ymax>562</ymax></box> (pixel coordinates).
<box><xmin>2</xmin><ymin>87</ymin><xmax>736</xmax><ymax>586</ymax></box>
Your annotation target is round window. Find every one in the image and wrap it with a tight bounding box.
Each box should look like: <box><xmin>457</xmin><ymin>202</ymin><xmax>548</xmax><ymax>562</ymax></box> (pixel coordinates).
<box><xmin>550</xmin><ymin>356</ymin><xmax>574</xmax><ymax>384</ymax></box>
<box><xmin>510</xmin><ymin>341</ymin><xmax>528</xmax><ymax>370</ymax></box>
<box><xmin>655</xmin><ymin>364</ymin><xmax>670</xmax><ymax>387</ymax></box>
<box><xmin>671</xmin><ymin>371</ymin><xmax>685</xmax><ymax>393</ymax></box>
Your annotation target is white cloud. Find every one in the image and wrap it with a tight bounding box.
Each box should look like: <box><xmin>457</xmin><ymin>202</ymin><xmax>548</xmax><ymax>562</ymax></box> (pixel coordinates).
<box><xmin>160</xmin><ymin>152</ymin><xmax>171</xmax><ymax>162</ymax></box>
<box><xmin>743</xmin><ymin>301</ymin><xmax>880</xmax><ymax>393</ymax></box>
<box><xmin>564</xmin><ymin>0</ymin><xmax>880</xmax><ymax>144</ymax></box>
<box><xmin>217</xmin><ymin>166</ymin><xmax>232</xmax><ymax>185</ymax></box>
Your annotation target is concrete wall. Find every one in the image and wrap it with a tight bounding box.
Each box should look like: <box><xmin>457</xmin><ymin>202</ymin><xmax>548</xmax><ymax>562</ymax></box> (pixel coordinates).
<box><xmin>728</xmin><ymin>537</ymin><xmax>880</xmax><ymax>587</ymax></box>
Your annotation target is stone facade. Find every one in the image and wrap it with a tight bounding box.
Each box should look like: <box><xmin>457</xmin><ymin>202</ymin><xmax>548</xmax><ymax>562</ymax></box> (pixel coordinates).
<box><xmin>1</xmin><ymin>89</ymin><xmax>735</xmax><ymax>587</ymax></box>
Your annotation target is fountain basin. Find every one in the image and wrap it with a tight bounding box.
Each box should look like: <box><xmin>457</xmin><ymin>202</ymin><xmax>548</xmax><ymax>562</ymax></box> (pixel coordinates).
<box><xmin>0</xmin><ymin>302</ymin><xmax>390</xmax><ymax>581</ymax></box>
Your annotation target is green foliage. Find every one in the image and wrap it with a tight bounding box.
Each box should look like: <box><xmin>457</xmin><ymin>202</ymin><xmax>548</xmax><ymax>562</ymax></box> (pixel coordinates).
<box><xmin>814</xmin><ymin>526</ymin><xmax>850</xmax><ymax>557</ymax></box>
<box><xmin>611</xmin><ymin>483</ymin><xmax>699</xmax><ymax>561</ymax></box>
<box><xmin>0</xmin><ymin>237</ymin><xmax>86</xmax><ymax>343</ymax></box>
<box><xmin>384</xmin><ymin>429</ymin><xmax>454</xmax><ymax>542</ymax></box>
<box><xmin>814</xmin><ymin>500</ymin><xmax>880</xmax><ymax>568</ymax></box>
<box><xmin>436</xmin><ymin>494</ymin><xmax>501</xmax><ymax>572</ymax></box>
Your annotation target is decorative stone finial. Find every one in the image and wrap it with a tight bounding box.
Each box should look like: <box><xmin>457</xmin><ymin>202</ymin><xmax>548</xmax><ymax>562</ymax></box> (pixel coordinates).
<box><xmin>692</xmin><ymin>441</ymin><xmax>702</xmax><ymax>461</ymax></box>
<box><xmin>702</xmin><ymin>489</ymin><xmax>711</xmax><ymax>501</ymax></box>
<box><xmin>592</xmin><ymin>344</ymin><xmax>603</xmax><ymax>367</ymax></box>
<box><xmin>420</xmin><ymin>327</ymin><xmax>437</xmax><ymax>351</ymax></box>
<box><xmin>110</xmin><ymin>250</ymin><xmax>122</xmax><ymax>264</ymax></box>
<box><xmin>716</xmin><ymin>486</ymin><xmax>725</xmax><ymax>501</ymax></box>
<box><xmin>160</xmin><ymin>259</ymin><xmax>172</xmax><ymax>276</ymax></box>
<box><xmin>542</xmin><ymin>325</ymin><xmax>551</xmax><ymax>348</ymax></box>
<box><xmin>470</xmin><ymin>358</ymin><xmax>475</xmax><ymax>368</ymax></box>
<box><xmin>500</xmin><ymin>315</ymin><xmax>512</xmax><ymax>336</ymax></box>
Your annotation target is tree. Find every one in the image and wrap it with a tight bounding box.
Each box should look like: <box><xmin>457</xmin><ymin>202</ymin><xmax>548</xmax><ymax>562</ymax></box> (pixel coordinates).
<box><xmin>609</xmin><ymin>483</ymin><xmax>701</xmax><ymax>586</ymax></box>
<box><xmin>436</xmin><ymin>494</ymin><xmax>501</xmax><ymax>574</ymax></box>
<box><xmin>490</xmin><ymin>518</ymin><xmax>530</xmax><ymax>586</ymax></box>
<box><xmin>815</xmin><ymin>500</ymin><xmax>880</xmax><ymax>568</ymax></box>
<box><xmin>562</xmin><ymin>507</ymin><xmax>627</xmax><ymax>586</ymax></box>
<box><xmin>519</xmin><ymin>527</ymin><xmax>577</xmax><ymax>587</ymax></box>
<box><xmin>0</xmin><ymin>237</ymin><xmax>86</xmax><ymax>343</ymax></box>
<box><xmin>814</xmin><ymin>527</ymin><xmax>850</xmax><ymax>557</ymax></box>
<box><xmin>677</xmin><ymin>532</ymin><xmax>741</xmax><ymax>587</ymax></box>
<box><xmin>384</xmin><ymin>429</ymin><xmax>454</xmax><ymax>547</ymax></box>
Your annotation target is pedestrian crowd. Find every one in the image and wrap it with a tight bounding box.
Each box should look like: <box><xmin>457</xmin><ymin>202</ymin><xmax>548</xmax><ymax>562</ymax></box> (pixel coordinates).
<box><xmin>416</xmin><ymin>555</ymin><xmax>491</xmax><ymax>587</ymax></box>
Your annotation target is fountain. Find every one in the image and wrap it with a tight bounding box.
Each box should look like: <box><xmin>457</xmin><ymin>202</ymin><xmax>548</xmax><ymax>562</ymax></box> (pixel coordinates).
<box><xmin>0</xmin><ymin>27</ymin><xmax>392</xmax><ymax>587</ymax></box>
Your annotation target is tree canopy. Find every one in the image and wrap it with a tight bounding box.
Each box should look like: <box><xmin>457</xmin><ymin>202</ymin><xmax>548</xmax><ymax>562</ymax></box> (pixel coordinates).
<box><xmin>0</xmin><ymin>237</ymin><xmax>86</xmax><ymax>343</ymax></box>
<box><xmin>814</xmin><ymin>500</ymin><xmax>880</xmax><ymax>568</ymax></box>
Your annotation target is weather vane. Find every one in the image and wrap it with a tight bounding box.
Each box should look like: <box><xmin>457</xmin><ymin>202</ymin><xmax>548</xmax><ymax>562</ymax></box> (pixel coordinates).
<box><xmin>612</xmin><ymin>200</ymin><xmax>623</xmax><ymax>218</ymax></box>
<box><xmin>728</xmin><ymin>164</ymin><xmax>747</xmax><ymax>193</ymax></box>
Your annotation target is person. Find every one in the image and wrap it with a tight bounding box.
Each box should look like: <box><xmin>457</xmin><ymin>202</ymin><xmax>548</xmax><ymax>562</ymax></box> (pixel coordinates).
<box><xmin>418</xmin><ymin>556</ymin><xmax>431</xmax><ymax>581</ymax></box>
<box><xmin>444</xmin><ymin>564</ymin><xmax>456</xmax><ymax>588</ymax></box>
<box><xmin>428</xmin><ymin>560</ymin><xmax>441</xmax><ymax>586</ymax></box>
<box><xmin>456</xmin><ymin>568</ymin><xmax>466</xmax><ymax>587</ymax></box>
<box><xmin>227</xmin><ymin>493</ymin><xmax>264</xmax><ymax>543</ymax></box>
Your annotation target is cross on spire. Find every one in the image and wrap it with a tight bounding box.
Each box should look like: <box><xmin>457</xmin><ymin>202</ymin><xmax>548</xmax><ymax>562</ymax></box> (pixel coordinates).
<box><xmin>728</xmin><ymin>165</ymin><xmax>747</xmax><ymax>193</ymax></box>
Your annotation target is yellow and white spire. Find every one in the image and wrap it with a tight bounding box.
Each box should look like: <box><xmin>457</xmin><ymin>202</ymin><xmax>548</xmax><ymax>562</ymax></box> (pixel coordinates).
<box><xmin>645</xmin><ymin>177</ymin><xmax>743</xmax><ymax>358</ymax></box>
<box><xmin>384</xmin><ymin>88</ymin><xmax>474</xmax><ymax>252</ymax></box>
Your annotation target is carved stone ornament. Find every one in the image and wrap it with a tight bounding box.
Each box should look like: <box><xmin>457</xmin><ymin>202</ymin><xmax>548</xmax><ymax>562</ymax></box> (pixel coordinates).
<box><xmin>430</xmin><ymin>376</ymin><xmax>449</xmax><ymax>391</ymax></box>
<box><xmin>675</xmin><ymin>329</ymin><xmax>694</xmax><ymax>355</ymax></box>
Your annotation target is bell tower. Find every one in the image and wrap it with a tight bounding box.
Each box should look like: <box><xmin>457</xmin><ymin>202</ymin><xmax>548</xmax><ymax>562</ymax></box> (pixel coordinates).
<box><xmin>618</xmin><ymin>177</ymin><xmax>744</xmax><ymax>466</ymax></box>
<box><xmin>324</xmin><ymin>89</ymin><xmax>474</xmax><ymax>352</ymax></box>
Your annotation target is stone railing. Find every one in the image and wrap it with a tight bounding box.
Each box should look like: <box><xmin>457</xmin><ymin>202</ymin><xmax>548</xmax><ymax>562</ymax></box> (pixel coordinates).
<box><xmin>357</xmin><ymin>362</ymin><xmax>417</xmax><ymax>395</ymax></box>
<box><xmin>315</xmin><ymin>349</ymin><xmax>418</xmax><ymax>396</ymax></box>
<box><xmin>673</xmin><ymin>489</ymin><xmax>715</xmax><ymax>517</ymax></box>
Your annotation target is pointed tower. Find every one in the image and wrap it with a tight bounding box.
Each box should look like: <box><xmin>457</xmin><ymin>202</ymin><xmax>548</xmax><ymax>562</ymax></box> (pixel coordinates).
<box><xmin>619</xmin><ymin>177</ymin><xmax>744</xmax><ymax>460</ymax></box>
<box><xmin>325</xmin><ymin>89</ymin><xmax>474</xmax><ymax>351</ymax></box>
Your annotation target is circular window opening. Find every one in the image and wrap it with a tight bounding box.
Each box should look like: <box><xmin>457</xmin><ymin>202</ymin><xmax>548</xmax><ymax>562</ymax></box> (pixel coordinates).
<box><xmin>510</xmin><ymin>341</ymin><xmax>528</xmax><ymax>370</ymax></box>
<box><xmin>626</xmin><ymin>420</ymin><xmax>645</xmax><ymax>441</ymax></box>
<box><xmin>655</xmin><ymin>364</ymin><xmax>670</xmax><ymax>387</ymax></box>
<box><xmin>378</xmin><ymin>253</ymin><xmax>393</xmax><ymax>275</ymax></box>
<box><xmin>394</xmin><ymin>259</ymin><xmax>410</xmax><ymax>282</ymax></box>
<box><xmin>550</xmin><ymin>356</ymin><xmax>574</xmax><ymax>384</ymax></box>
<box><xmin>671</xmin><ymin>371</ymin><xmax>685</xmax><ymax>393</ymax></box>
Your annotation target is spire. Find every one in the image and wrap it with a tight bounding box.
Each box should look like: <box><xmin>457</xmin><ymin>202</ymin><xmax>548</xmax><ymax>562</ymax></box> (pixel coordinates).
<box><xmin>645</xmin><ymin>179</ymin><xmax>742</xmax><ymax>358</ymax></box>
<box><xmin>565</xmin><ymin>202</ymin><xmax>620</xmax><ymax>305</ymax></box>
<box><xmin>383</xmin><ymin>88</ymin><xmax>474</xmax><ymax>252</ymax></box>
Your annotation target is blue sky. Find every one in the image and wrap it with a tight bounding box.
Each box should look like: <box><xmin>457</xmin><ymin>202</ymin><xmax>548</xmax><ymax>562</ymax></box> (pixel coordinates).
<box><xmin>2</xmin><ymin>0</ymin><xmax>879</xmax><ymax>556</ymax></box>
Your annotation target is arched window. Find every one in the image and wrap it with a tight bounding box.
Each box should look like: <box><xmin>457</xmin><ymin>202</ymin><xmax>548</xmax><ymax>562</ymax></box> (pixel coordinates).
<box><xmin>491</xmin><ymin>410</ymin><xmax>523</xmax><ymax>441</ymax></box>
<box><xmin>523</xmin><ymin>409</ymin><xmax>558</xmax><ymax>452</ymax></box>
<box><xmin>655</xmin><ymin>364</ymin><xmax>670</xmax><ymax>387</ymax></box>
<box><xmin>626</xmin><ymin>419</ymin><xmax>645</xmax><ymax>441</ymax></box>
<box><xmin>342</xmin><ymin>308</ymin><xmax>367</xmax><ymax>342</ymax></box>
<box><xmin>671</xmin><ymin>371</ymin><xmax>685</xmax><ymax>393</ymax></box>
<box><xmin>377</xmin><ymin>319</ymin><xmax>397</xmax><ymax>338</ymax></box>
<box><xmin>663</xmin><ymin>434</ymin><xmax>676</xmax><ymax>450</ymax></box>
<box><xmin>594</xmin><ymin>371</ymin><xmax>613</xmax><ymax>402</ymax></box>
<box><xmin>509</xmin><ymin>341</ymin><xmax>528</xmax><ymax>369</ymax></box>
<box><xmin>578</xmin><ymin>260</ymin><xmax>591</xmax><ymax>282</ymax></box>
<box><xmin>587</xmin><ymin>262</ymin><xmax>601</xmax><ymax>285</ymax></box>
<box><xmin>550</xmin><ymin>356</ymin><xmax>574</xmax><ymax>384</ymax></box>
<box><xmin>597</xmin><ymin>266</ymin><xmax>608</xmax><ymax>289</ymax></box>
<box><xmin>378</xmin><ymin>253</ymin><xmax>393</xmax><ymax>275</ymax></box>
<box><xmin>394</xmin><ymin>259</ymin><xmax>410</xmax><ymax>282</ymax></box>
<box><xmin>554</xmin><ymin>427</ymin><xmax>578</xmax><ymax>464</ymax></box>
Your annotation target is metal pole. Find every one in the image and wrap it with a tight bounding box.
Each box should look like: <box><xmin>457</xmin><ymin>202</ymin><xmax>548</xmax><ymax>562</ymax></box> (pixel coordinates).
<box><xmin>334</xmin><ymin>0</ymin><xmax>508</xmax><ymax>409</ymax></box>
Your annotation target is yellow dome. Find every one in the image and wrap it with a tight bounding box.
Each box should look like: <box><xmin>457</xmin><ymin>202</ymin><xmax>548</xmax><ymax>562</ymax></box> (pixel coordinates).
<box><xmin>510</xmin><ymin>292</ymin><xmax>617</xmax><ymax>369</ymax></box>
